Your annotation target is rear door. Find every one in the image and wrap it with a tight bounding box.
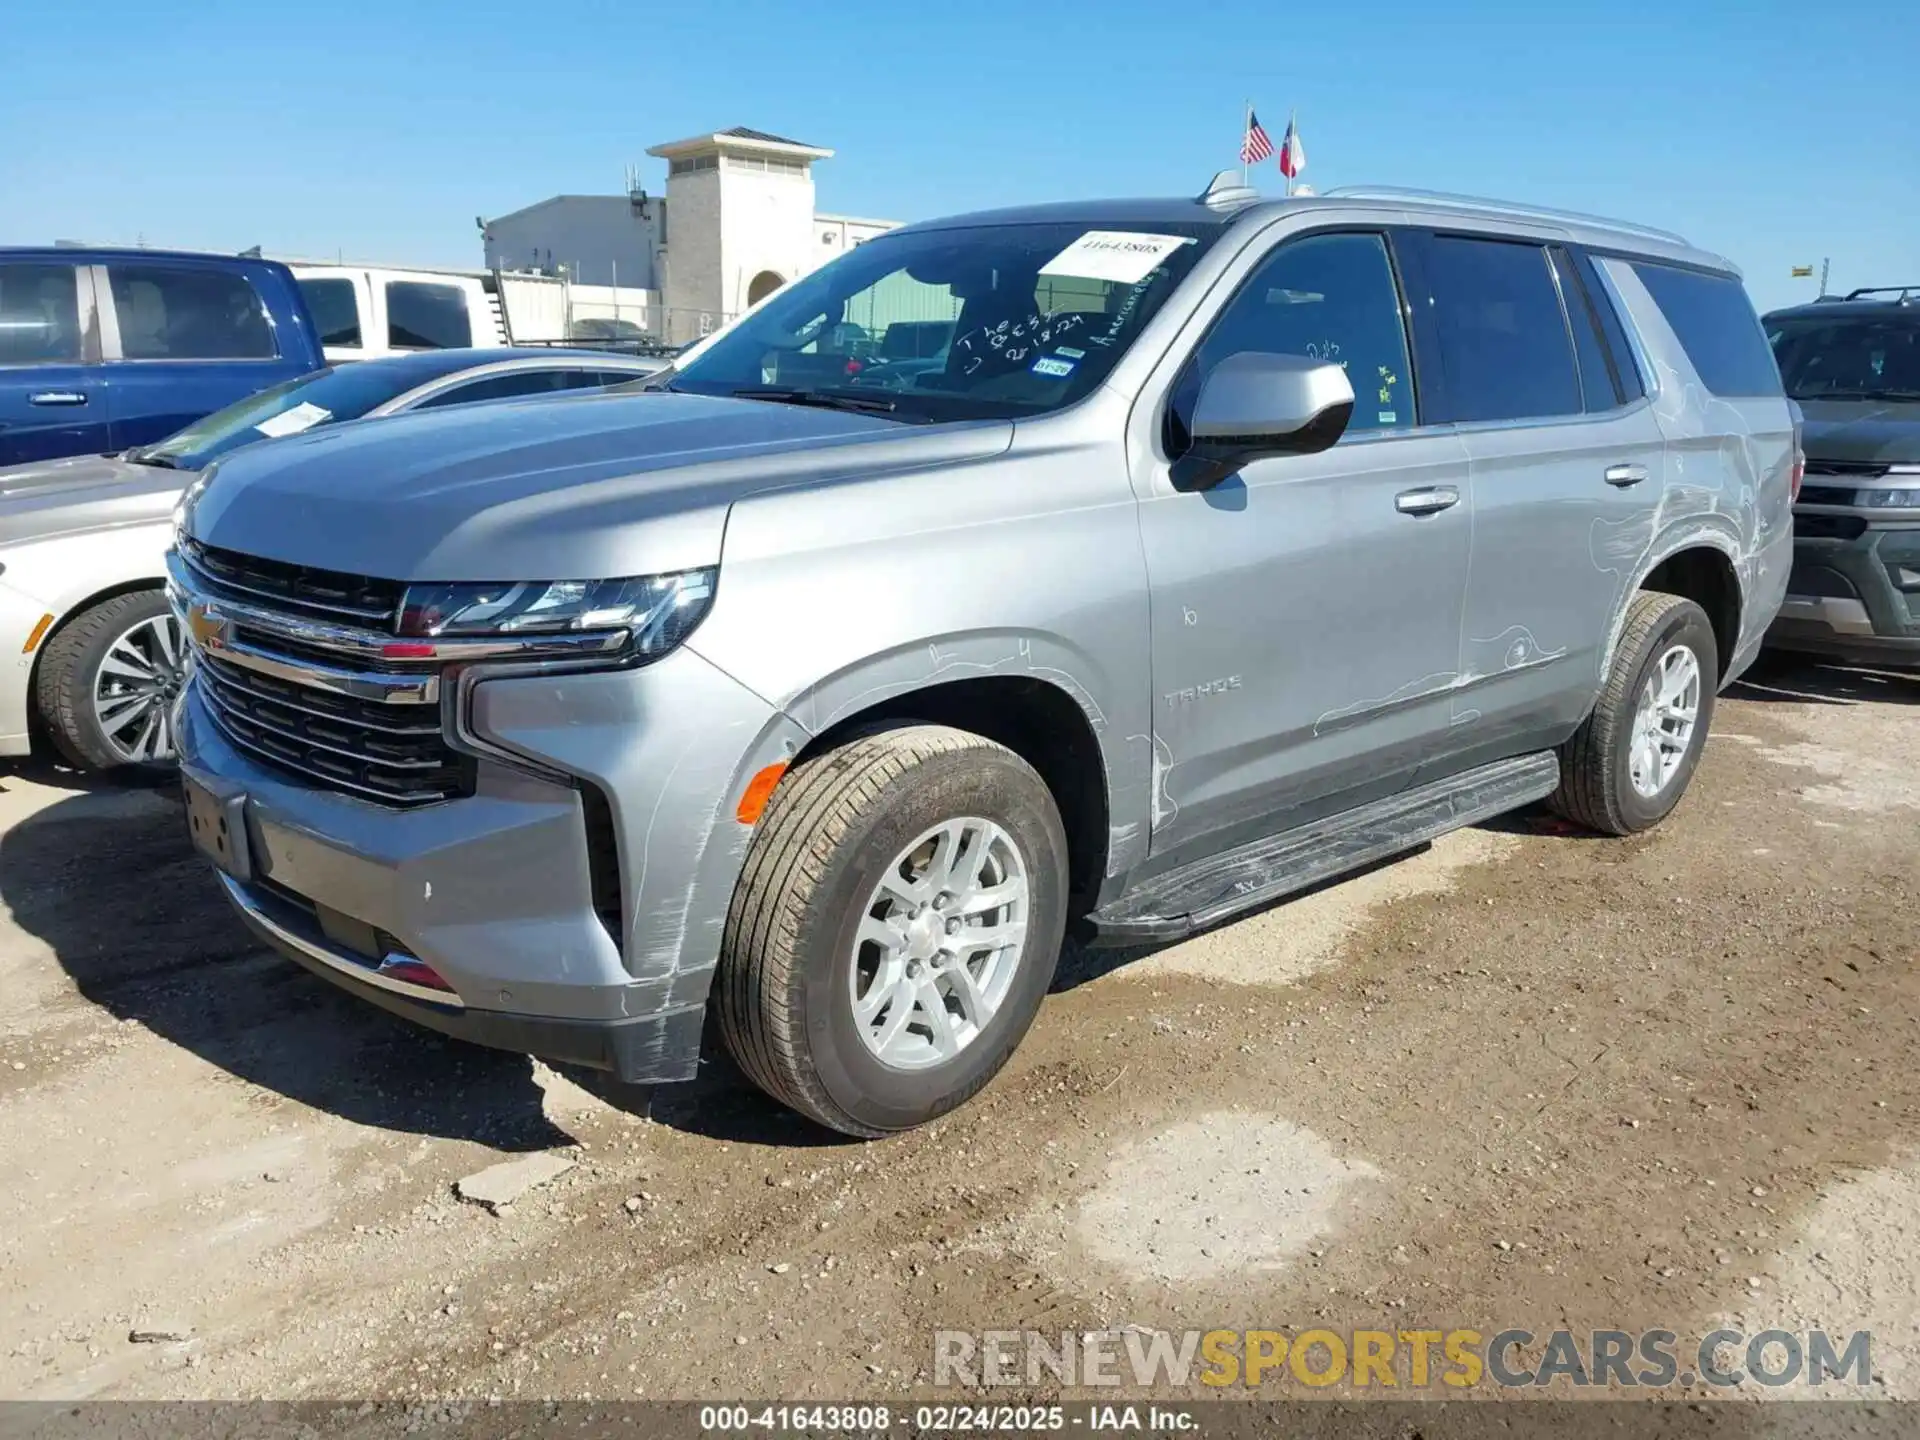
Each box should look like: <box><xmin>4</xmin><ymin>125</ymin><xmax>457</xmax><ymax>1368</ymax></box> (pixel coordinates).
<box><xmin>1397</xmin><ymin>229</ymin><xmax>1667</xmax><ymax>773</ymax></box>
<box><xmin>98</xmin><ymin>260</ymin><xmax>302</xmax><ymax>449</ymax></box>
<box><xmin>1134</xmin><ymin>228</ymin><xmax>1473</xmax><ymax>860</ymax></box>
<box><xmin>0</xmin><ymin>259</ymin><xmax>111</xmax><ymax>465</ymax></box>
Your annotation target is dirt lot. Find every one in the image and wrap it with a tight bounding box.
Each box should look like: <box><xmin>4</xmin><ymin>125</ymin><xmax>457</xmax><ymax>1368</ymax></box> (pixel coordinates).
<box><xmin>1</xmin><ymin>656</ymin><xmax>1916</xmax><ymax>1409</ymax></box>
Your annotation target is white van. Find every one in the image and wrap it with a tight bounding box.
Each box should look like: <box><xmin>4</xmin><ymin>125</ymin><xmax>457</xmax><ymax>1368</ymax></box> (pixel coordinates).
<box><xmin>291</xmin><ymin>265</ymin><xmax>511</xmax><ymax>364</ymax></box>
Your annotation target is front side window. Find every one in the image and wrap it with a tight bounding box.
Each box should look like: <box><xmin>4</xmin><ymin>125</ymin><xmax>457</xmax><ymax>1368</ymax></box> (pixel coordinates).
<box><xmin>1766</xmin><ymin>315</ymin><xmax>1920</xmax><ymax>401</ymax></box>
<box><xmin>670</xmin><ymin>220</ymin><xmax>1219</xmax><ymax>421</ymax></box>
<box><xmin>386</xmin><ymin>282</ymin><xmax>472</xmax><ymax>350</ymax></box>
<box><xmin>0</xmin><ymin>262</ymin><xmax>81</xmax><ymax>366</ymax></box>
<box><xmin>1170</xmin><ymin>231</ymin><xmax>1416</xmax><ymax>451</ymax></box>
<box><xmin>299</xmin><ymin>277</ymin><xmax>362</xmax><ymax>348</ymax></box>
<box><xmin>1421</xmin><ymin>236</ymin><xmax>1582</xmax><ymax>424</ymax></box>
<box><xmin>108</xmin><ymin>265</ymin><xmax>276</xmax><ymax>361</ymax></box>
<box><xmin>1632</xmin><ymin>263</ymin><xmax>1781</xmax><ymax>398</ymax></box>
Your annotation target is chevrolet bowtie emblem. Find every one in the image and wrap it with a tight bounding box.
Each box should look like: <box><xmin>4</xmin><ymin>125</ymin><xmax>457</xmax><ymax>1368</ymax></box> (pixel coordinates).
<box><xmin>185</xmin><ymin>601</ymin><xmax>231</xmax><ymax>652</ymax></box>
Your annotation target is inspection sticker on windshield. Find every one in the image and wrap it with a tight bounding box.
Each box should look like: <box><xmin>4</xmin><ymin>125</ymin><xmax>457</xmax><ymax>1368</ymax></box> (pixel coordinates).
<box><xmin>254</xmin><ymin>402</ymin><xmax>330</xmax><ymax>439</ymax></box>
<box><xmin>1031</xmin><ymin>355</ymin><xmax>1076</xmax><ymax>378</ymax></box>
<box><xmin>1039</xmin><ymin>231</ymin><xmax>1194</xmax><ymax>285</ymax></box>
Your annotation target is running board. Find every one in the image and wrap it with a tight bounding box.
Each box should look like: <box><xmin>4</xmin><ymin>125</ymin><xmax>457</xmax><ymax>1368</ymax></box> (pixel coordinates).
<box><xmin>1086</xmin><ymin>751</ymin><xmax>1560</xmax><ymax>945</ymax></box>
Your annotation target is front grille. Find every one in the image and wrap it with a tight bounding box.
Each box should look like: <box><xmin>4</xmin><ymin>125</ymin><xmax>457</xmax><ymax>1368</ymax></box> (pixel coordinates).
<box><xmin>177</xmin><ymin>540</ymin><xmax>472</xmax><ymax>808</ymax></box>
<box><xmin>179</xmin><ymin>536</ymin><xmax>406</xmax><ymax>627</ymax></box>
<box><xmin>197</xmin><ymin>654</ymin><xmax>467</xmax><ymax>806</ymax></box>
<box><xmin>1805</xmin><ymin>460</ymin><xmax>1891</xmax><ymax>479</ymax></box>
<box><xmin>1797</xmin><ymin>484</ymin><xmax>1861</xmax><ymax>507</ymax></box>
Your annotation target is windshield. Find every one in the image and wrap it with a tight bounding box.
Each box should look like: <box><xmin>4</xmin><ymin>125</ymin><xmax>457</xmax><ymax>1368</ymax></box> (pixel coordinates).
<box><xmin>1767</xmin><ymin>314</ymin><xmax>1920</xmax><ymax>400</ymax></box>
<box><xmin>130</xmin><ymin>363</ymin><xmax>424</xmax><ymax>469</ymax></box>
<box><xmin>669</xmin><ymin>220</ymin><xmax>1219</xmax><ymax>421</ymax></box>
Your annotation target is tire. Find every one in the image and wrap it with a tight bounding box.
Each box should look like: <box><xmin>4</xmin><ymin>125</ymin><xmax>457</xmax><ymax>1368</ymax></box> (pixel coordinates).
<box><xmin>1551</xmin><ymin>591</ymin><xmax>1718</xmax><ymax>836</ymax></box>
<box><xmin>716</xmin><ymin>723</ymin><xmax>1070</xmax><ymax>1138</ymax></box>
<box><xmin>34</xmin><ymin>589</ymin><xmax>186</xmax><ymax>772</ymax></box>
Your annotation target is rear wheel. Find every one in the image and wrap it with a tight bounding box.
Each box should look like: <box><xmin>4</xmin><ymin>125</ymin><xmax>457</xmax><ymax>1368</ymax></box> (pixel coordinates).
<box><xmin>34</xmin><ymin>589</ymin><xmax>186</xmax><ymax>772</ymax></box>
<box><xmin>1551</xmin><ymin>590</ymin><xmax>1718</xmax><ymax>835</ymax></box>
<box><xmin>716</xmin><ymin>724</ymin><xmax>1069</xmax><ymax>1138</ymax></box>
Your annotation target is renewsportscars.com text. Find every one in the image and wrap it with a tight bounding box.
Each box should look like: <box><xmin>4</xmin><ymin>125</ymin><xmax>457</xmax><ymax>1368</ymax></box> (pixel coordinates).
<box><xmin>933</xmin><ymin>1327</ymin><xmax>1873</xmax><ymax>1391</ymax></box>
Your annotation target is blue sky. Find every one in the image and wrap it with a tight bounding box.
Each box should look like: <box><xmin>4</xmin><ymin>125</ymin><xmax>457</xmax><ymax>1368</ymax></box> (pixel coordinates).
<box><xmin>4</xmin><ymin>0</ymin><xmax>1914</xmax><ymax>313</ymax></box>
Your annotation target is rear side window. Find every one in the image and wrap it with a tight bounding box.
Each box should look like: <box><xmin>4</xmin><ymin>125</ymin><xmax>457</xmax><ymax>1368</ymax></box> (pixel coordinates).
<box><xmin>1171</xmin><ymin>231</ymin><xmax>1417</xmax><ymax>449</ymax></box>
<box><xmin>1421</xmin><ymin>235</ymin><xmax>1582</xmax><ymax>423</ymax></box>
<box><xmin>386</xmin><ymin>282</ymin><xmax>471</xmax><ymax>350</ymax></box>
<box><xmin>299</xmin><ymin>278</ymin><xmax>362</xmax><ymax>348</ymax></box>
<box><xmin>1631</xmin><ymin>262</ymin><xmax>1782</xmax><ymax>397</ymax></box>
<box><xmin>109</xmin><ymin>265</ymin><xmax>277</xmax><ymax>361</ymax></box>
<box><xmin>1550</xmin><ymin>248</ymin><xmax>1623</xmax><ymax>411</ymax></box>
<box><xmin>411</xmin><ymin>368</ymin><xmax>593</xmax><ymax>409</ymax></box>
<box><xmin>1573</xmin><ymin>253</ymin><xmax>1645</xmax><ymax>403</ymax></box>
<box><xmin>0</xmin><ymin>262</ymin><xmax>82</xmax><ymax>365</ymax></box>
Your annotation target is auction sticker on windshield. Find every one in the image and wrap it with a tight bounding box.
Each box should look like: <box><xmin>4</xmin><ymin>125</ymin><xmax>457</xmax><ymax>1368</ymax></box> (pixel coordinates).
<box><xmin>1040</xmin><ymin>231</ymin><xmax>1195</xmax><ymax>285</ymax></box>
<box><xmin>255</xmin><ymin>401</ymin><xmax>331</xmax><ymax>439</ymax></box>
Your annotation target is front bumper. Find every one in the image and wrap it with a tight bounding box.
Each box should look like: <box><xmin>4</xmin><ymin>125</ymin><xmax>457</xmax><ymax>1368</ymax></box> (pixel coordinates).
<box><xmin>177</xmin><ymin>644</ymin><xmax>804</xmax><ymax>1083</ymax></box>
<box><xmin>1766</xmin><ymin>516</ymin><xmax>1920</xmax><ymax>667</ymax></box>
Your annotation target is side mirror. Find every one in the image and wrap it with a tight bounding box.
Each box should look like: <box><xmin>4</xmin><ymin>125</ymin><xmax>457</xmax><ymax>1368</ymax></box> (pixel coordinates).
<box><xmin>1177</xmin><ymin>351</ymin><xmax>1356</xmax><ymax>490</ymax></box>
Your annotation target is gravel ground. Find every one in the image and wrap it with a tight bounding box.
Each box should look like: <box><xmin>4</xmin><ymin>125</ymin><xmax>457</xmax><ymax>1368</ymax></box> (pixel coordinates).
<box><xmin>0</xmin><ymin>656</ymin><xmax>1915</xmax><ymax>1411</ymax></box>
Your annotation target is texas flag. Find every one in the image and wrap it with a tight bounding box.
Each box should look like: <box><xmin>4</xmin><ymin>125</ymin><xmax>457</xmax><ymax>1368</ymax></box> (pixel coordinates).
<box><xmin>1278</xmin><ymin>115</ymin><xmax>1307</xmax><ymax>180</ymax></box>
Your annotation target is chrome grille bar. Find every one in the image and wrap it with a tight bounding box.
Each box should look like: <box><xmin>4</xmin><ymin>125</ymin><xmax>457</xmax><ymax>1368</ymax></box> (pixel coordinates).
<box><xmin>169</xmin><ymin>545</ymin><xmax>630</xmax><ymax>809</ymax></box>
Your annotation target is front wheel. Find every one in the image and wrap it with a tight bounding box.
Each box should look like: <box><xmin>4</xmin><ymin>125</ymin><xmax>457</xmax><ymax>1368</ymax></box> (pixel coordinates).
<box><xmin>1551</xmin><ymin>590</ymin><xmax>1718</xmax><ymax>835</ymax></box>
<box><xmin>34</xmin><ymin>589</ymin><xmax>187</xmax><ymax>771</ymax></box>
<box><xmin>715</xmin><ymin>724</ymin><xmax>1069</xmax><ymax>1138</ymax></box>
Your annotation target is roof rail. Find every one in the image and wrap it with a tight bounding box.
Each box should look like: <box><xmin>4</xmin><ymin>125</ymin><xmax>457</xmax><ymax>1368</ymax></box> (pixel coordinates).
<box><xmin>1843</xmin><ymin>286</ymin><xmax>1920</xmax><ymax>303</ymax></box>
<box><xmin>1321</xmin><ymin>186</ymin><xmax>1689</xmax><ymax>246</ymax></box>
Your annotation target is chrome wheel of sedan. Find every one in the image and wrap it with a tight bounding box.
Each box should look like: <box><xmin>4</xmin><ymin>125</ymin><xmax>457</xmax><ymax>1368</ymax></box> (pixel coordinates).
<box><xmin>849</xmin><ymin>816</ymin><xmax>1031</xmax><ymax>1071</ymax></box>
<box><xmin>92</xmin><ymin>614</ymin><xmax>187</xmax><ymax>763</ymax></box>
<box><xmin>1626</xmin><ymin>642</ymin><xmax>1700</xmax><ymax>799</ymax></box>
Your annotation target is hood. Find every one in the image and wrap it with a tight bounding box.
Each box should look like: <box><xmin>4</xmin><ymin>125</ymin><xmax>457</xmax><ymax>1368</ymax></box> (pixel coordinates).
<box><xmin>185</xmin><ymin>390</ymin><xmax>1013</xmax><ymax>581</ymax></box>
<box><xmin>1796</xmin><ymin>397</ymin><xmax>1920</xmax><ymax>468</ymax></box>
<box><xmin>0</xmin><ymin>452</ymin><xmax>187</xmax><ymax>549</ymax></box>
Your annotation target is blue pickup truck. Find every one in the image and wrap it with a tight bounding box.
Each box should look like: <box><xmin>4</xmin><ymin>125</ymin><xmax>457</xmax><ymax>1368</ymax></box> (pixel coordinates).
<box><xmin>0</xmin><ymin>248</ymin><xmax>322</xmax><ymax>467</ymax></box>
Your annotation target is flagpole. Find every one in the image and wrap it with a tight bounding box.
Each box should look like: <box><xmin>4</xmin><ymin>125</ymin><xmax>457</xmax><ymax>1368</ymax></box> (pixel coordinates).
<box><xmin>1242</xmin><ymin>100</ymin><xmax>1251</xmax><ymax>187</ymax></box>
<box><xmin>1285</xmin><ymin>108</ymin><xmax>1296</xmax><ymax>198</ymax></box>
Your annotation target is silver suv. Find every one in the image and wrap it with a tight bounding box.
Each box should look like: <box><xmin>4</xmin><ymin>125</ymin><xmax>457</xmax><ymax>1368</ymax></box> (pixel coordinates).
<box><xmin>171</xmin><ymin>182</ymin><xmax>1795</xmax><ymax>1137</ymax></box>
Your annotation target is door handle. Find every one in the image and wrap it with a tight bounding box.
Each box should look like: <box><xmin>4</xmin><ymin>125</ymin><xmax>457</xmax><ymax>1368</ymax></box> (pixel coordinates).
<box><xmin>28</xmin><ymin>391</ymin><xmax>88</xmax><ymax>406</ymax></box>
<box><xmin>1604</xmin><ymin>463</ymin><xmax>1650</xmax><ymax>488</ymax></box>
<box><xmin>1394</xmin><ymin>485</ymin><xmax>1460</xmax><ymax>516</ymax></box>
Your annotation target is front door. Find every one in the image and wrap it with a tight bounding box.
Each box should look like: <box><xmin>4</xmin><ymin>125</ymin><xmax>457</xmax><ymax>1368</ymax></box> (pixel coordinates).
<box><xmin>0</xmin><ymin>260</ymin><xmax>111</xmax><ymax>465</ymax></box>
<box><xmin>1134</xmin><ymin>229</ymin><xmax>1473</xmax><ymax>864</ymax></box>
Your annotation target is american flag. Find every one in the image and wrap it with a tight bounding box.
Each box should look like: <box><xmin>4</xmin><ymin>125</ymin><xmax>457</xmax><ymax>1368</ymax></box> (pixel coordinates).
<box><xmin>1240</xmin><ymin>111</ymin><xmax>1274</xmax><ymax>165</ymax></box>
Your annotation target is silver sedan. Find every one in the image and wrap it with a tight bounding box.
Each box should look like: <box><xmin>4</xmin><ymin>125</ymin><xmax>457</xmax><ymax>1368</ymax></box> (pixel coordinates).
<box><xmin>0</xmin><ymin>348</ymin><xmax>664</xmax><ymax>770</ymax></box>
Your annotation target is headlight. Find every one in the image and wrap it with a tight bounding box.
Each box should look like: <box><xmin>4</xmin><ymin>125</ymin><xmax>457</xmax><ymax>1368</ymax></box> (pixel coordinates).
<box><xmin>171</xmin><ymin>467</ymin><xmax>216</xmax><ymax>543</ymax></box>
<box><xmin>398</xmin><ymin>568</ymin><xmax>716</xmax><ymax>659</ymax></box>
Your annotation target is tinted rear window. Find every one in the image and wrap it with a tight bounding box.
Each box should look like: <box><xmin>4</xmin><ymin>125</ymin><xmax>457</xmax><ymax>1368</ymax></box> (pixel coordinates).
<box><xmin>1422</xmin><ymin>235</ymin><xmax>1582</xmax><ymax>423</ymax></box>
<box><xmin>109</xmin><ymin>265</ymin><xmax>277</xmax><ymax>361</ymax></box>
<box><xmin>1631</xmin><ymin>263</ymin><xmax>1781</xmax><ymax>397</ymax></box>
<box><xmin>299</xmin><ymin>277</ymin><xmax>362</xmax><ymax>348</ymax></box>
<box><xmin>386</xmin><ymin>281</ymin><xmax>471</xmax><ymax>350</ymax></box>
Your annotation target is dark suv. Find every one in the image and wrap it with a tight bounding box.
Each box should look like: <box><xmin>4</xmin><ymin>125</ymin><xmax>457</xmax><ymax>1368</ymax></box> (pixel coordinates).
<box><xmin>1765</xmin><ymin>288</ymin><xmax>1920</xmax><ymax>666</ymax></box>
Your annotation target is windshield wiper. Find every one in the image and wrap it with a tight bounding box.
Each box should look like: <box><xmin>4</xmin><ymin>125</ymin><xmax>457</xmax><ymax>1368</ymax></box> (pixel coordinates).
<box><xmin>122</xmin><ymin>450</ymin><xmax>180</xmax><ymax>469</ymax></box>
<box><xmin>730</xmin><ymin>386</ymin><xmax>899</xmax><ymax>416</ymax></box>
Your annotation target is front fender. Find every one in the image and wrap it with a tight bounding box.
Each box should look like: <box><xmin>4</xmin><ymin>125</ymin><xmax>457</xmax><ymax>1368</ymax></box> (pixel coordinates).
<box><xmin>762</xmin><ymin>628</ymin><xmax>1150</xmax><ymax>883</ymax></box>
